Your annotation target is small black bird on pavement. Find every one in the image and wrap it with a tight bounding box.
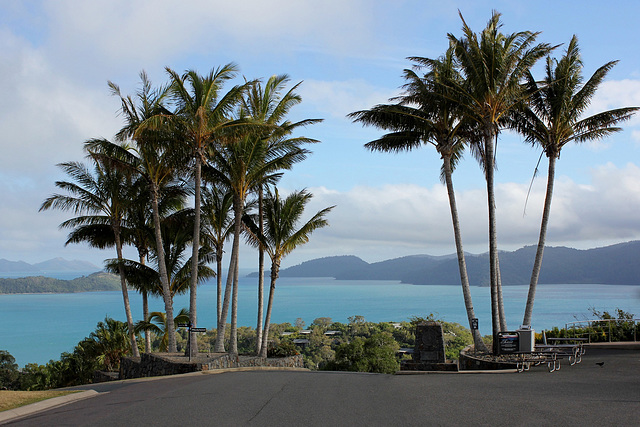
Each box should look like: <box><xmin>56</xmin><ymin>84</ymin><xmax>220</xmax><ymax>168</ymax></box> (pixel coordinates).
<box><xmin>596</xmin><ymin>362</ymin><xmax>605</xmax><ymax>367</ymax></box>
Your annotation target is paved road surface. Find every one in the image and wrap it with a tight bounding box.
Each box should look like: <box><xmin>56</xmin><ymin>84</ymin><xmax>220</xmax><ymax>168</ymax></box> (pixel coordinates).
<box><xmin>4</xmin><ymin>348</ymin><xmax>639</xmax><ymax>426</ymax></box>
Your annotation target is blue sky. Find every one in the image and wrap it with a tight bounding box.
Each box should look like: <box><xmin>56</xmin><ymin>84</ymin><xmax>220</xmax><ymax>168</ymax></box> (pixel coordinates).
<box><xmin>1</xmin><ymin>0</ymin><xmax>640</xmax><ymax>269</ymax></box>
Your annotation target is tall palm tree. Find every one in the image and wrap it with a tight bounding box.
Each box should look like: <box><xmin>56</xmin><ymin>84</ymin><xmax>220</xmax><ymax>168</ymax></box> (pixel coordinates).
<box><xmin>105</xmin><ymin>73</ymin><xmax>188</xmax><ymax>353</ymax></box>
<box><xmin>508</xmin><ymin>36</ymin><xmax>639</xmax><ymax>326</ymax></box>
<box><xmin>240</xmin><ymin>75</ymin><xmax>322</xmax><ymax>354</ymax></box>
<box><xmin>207</xmin><ymin>127</ymin><xmax>310</xmax><ymax>354</ymax></box>
<box><xmin>166</xmin><ymin>65</ymin><xmax>248</xmax><ymax>356</ymax></box>
<box><xmin>40</xmin><ymin>158</ymin><xmax>140</xmax><ymax>357</ymax></box>
<box><xmin>244</xmin><ymin>188</ymin><xmax>333</xmax><ymax>357</ymax></box>
<box><xmin>349</xmin><ymin>49</ymin><xmax>488</xmax><ymax>352</ymax></box>
<box><xmin>446</xmin><ymin>11</ymin><xmax>552</xmax><ymax>349</ymax></box>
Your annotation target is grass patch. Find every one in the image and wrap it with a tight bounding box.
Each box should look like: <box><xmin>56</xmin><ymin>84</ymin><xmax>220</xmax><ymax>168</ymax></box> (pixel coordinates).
<box><xmin>0</xmin><ymin>390</ymin><xmax>79</xmax><ymax>412</ymax></box>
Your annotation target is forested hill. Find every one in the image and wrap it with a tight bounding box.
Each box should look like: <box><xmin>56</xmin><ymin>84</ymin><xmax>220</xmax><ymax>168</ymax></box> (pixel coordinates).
<box><xmin>0</xmin><ymin>257</ymin><xmax>99</xmax><ymax>274</ymax></box>
<box><xmin>266</xmin><ymin>241</ymin><xmax>640</xmax><ymax>286</ymax></box>
<box><xmin>0</xmin><ymin>272</ymin><xmax>121</xmax><ymax>294</ymax></box>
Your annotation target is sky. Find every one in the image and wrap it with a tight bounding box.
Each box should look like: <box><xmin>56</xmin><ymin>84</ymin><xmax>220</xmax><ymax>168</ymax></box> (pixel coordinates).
<box><xmin>1</xmin><ymin>0</ymin><xmax>640</xmax><ymax>270</ymax></box>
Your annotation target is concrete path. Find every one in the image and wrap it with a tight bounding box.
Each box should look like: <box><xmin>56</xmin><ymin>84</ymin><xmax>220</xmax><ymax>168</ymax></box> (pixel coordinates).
<box><xmin>2</xmin><ymin>347</ymin><xmax>639</xmax><ymax>426</ymax></box>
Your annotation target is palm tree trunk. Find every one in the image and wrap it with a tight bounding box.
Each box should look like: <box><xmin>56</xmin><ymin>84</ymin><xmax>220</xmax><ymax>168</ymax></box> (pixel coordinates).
<box><xmin>141</xmin><ymin>291</ymin><xmax>150</xmax><ymax>353</ymax></box>
<box><xmin>523</xmin><ymin>154</ymin><xmax>556</xmax><ymax>326</ymax></box>
<box><xmin>256</xmin><ymin>188</ymin><xmax>265</xmax><ymax>355</ymax></box>
<box><xmin>188</xmin><ymin>156</ymin><xmax>202</xmax><ymax>357</ymax></box>
<box><xmin>496</xmin><ymin>255</ymin><xmax>507</xmax><ymax>331</ymax></box>
<box><xmin>213</xmin><ymin>252</ymin><xmax>235</xmax><ymax>352</ymax></box>
<box><xmin>113</xmin><ymin>225</ymin><xmax>139</xmax><ymax>358</ymax></box>
<box><xmin>230</xmin><ymin>247</ymin><xmax>240</xmax><ymax>355</ymax></box>
<box><xmin>139</xmin><ymin>253</ymin><xmax>151</xmax><ymax>353</ymax></box>
<box><xmin>229</xmin><ymin>194</ymin><xmax>244</xmax><ymax>355</ymax></box>
<box><xmin>216</xmin><ymin>246</ymin><xmax>223</xmax><ymax>327</ymax></box>
<box><xmin>214</xmin><ymin>194</ymin><xmax>242</xmax><ymax>353</ymax></box>
<box><xmin>485</xmin><ymin>130</ymin><xmax>501</xmax><ymax>353</ymax></box>
<box><xmin>443</xmin><ymin>155</ymin><xmax>489</xmax><ymax>352</ymax></box>
<box><xmin>151</xmin><ymin>183</ymin><xmax>176</xmax><ymax>353</ymax></box>
<box><xmin>260</xmin><ymin>262</ymin><xmax>279</xmax><ymax>358</ymax></box>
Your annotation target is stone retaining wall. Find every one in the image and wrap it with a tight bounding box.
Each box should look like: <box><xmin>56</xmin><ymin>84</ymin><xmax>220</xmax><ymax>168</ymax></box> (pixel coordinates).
<box><xmin>120</xmin><ymin>353</ymin><xmax>304</xmax><ymax>379</ymax></box>
<box><xmin>458</xmin><ymin>346</ymin><xmax>517</xmax><ymax>370</ymax></box>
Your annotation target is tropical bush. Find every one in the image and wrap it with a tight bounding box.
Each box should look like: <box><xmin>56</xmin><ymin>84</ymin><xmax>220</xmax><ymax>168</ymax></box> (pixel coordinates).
<box><xmin>323</xmin><ymin>332</ymin><xmax>399</xmax><ymax>374</ymax></box>
<box><xmin>268</xmin><ymin>341</ymin><xmax>299</xmax><ymax>358</ymax></box>
<box><xmin>15</xmin><ymin>317</ymin><xmax>139</xmax><ymax>390</ymax></box>
<box><xmin>0</xmin><ymin>350</ymin><xmax>19</xmax><ymax>390</ymax></box>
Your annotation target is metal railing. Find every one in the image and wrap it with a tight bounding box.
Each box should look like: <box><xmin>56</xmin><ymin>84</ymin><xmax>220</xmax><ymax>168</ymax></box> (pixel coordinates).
<box><xmin>564</xmin><ymin>318</ymin><xmax>637</xmax><ymax>343</ymax></box>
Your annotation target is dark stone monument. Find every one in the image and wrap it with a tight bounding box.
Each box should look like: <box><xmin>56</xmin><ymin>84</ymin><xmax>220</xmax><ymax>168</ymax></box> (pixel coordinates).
<box><xmin>400</xmin><ymin>321</ymin><xmax>458</xmax><ymax>371</ymax></box>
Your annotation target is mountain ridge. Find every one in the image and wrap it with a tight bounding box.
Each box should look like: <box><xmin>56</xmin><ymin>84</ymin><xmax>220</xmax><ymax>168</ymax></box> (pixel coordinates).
<box><xmin>254</xmin><ymin>241</ymin><xmax>640</xmax><ymax>286</ymax></box>
<box><xmin>0</xmin><ymin>258</ymin><xmax>100</xmax><ymax>273</ymax></box>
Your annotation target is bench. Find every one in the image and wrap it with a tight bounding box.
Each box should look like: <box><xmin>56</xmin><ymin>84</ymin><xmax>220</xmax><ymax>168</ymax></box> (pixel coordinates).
<box><xmin>514</xmin><ymin>337</ymin><xmax>587</xmax><ymax>373</ymax></box>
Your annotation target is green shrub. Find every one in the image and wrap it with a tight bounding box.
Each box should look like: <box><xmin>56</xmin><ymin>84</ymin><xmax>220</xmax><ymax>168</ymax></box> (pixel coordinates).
<box><xmin>268</xmin><ymin>340</ymin><xmax>299</xmax><ymax>357</ymax></box>
<box><xmin>323</xmin><ymin>332</ymin><xmax>399</xmax><ymax>374</ymax></box>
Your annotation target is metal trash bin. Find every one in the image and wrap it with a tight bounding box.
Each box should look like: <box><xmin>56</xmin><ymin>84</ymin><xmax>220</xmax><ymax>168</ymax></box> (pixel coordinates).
<box><xmin>517</xmin><ymin>326</ymin><xmax>535</xmax><ymax>353</ymax></box>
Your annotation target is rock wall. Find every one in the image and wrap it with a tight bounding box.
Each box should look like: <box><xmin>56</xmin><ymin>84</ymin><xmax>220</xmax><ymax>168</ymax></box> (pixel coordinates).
<box><xmin>458</xmin><ymin>346</ymin><xmax>517</xmax><ymax>370</ymax></box>
<box><xmin>120</xmin><ymin>353</ymin><xmax>304</xmax><ymax>379</ymax></box>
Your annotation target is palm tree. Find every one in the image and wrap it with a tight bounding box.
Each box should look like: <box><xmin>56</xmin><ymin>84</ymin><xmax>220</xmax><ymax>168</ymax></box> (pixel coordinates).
<box><xmin>40</xmin><ymin>158</ymin><xmax>140</xmax><ymax>357</ymax></box>
<box><xmin>508</xmin><ymin>36</ymin><xmax>639</xmax><ymax>326</ymax></box>
<box><xmin>446</xmin><ymin>11</ymin><xmax>552</xmax><ymax>349</ymax></box>
<box><xmin>240</xmin><ymin>75</ymin><xmax>322</xmax><ymax>354</ymax></box>
<box><xmin>207</xmin><ymin>126</ymin><xmax>310</xmax><ymax>354</ymax></box>
<box><xmin>107</xmin><ymin>208</ymin><xmax>216</xmax><ymax>308</ymax></box>
<box><xmin>135</xmin><ymin>308</ymin><xmax>190</xmax><ymax>352</ymax></box>
<box><xmin>349</xmin><ymin>49</ymin><xmax>488</xmax><ymax>352</ymax></box>
<box><xmin>244</xmin><ymin>188</ymin><xmax>333</xmax><ymax>357</ymax></box>
<box><xmin>166</xmin><ymin>65</ymin><xmax>248</xmax><ymax>356</ymax></box>
<box><xmin>89</xmin><ymin>317</ymin><xmax>134</xmax><ymax>371</ymax></box>
<box><xmin>105</xmin><ymin>73</ymin><xmax>187</xmax><ymax>353</ymax></box>
<box><xmin>202</xmin><ymin>185</ymin><xmax>234</xmax><ymax>328</ymax></box>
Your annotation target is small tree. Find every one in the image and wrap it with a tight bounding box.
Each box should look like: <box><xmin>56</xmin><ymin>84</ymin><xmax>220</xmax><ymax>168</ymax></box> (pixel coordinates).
<box><xmin>0</xmin><ymin>350</ymin><xmax>19</xmax><ymax>390</ymax></box>
<box><xmin>325</xmin><ymin>332</ymin><xmax>399</xmax><ymax>374</ymax></box>
<box><xmin>243</xmin><ymin>188</ymin><xmax>334</xmax><ymax>357</ymax></box>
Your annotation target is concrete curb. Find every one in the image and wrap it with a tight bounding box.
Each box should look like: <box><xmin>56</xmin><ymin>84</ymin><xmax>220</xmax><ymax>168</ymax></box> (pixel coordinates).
<box><xmin>0</xmin><ymin>390</ymin><xmax>100</xmax><ymax>425</ymax></box>
<box><xmin>395</xmin><ymin>369</ymin><xmax>519</xmax><ymax>375</ymax></box>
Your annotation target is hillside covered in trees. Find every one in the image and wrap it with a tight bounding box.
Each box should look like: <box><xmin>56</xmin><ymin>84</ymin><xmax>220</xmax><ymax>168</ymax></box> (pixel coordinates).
<box><xmin>0</xmin><ymin>272</ymin><xmax>120</xmax><ymax>294</ymax></box>
<box><xmin>265</xmin><ymin>241</ymin><xmax>640</xmax><ymax>286</ymax></box>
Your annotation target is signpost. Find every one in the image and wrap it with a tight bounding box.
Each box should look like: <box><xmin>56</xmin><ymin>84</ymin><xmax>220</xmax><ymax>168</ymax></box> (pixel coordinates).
<box><xmin>471</xmin><ymin>318</ymin><xmax>479</xmax><ymax>355</ymax></box>
<box><xmin>178</xmin><ymin>323</ymin><xmax>207</xmax><ymax>361</ymax></box>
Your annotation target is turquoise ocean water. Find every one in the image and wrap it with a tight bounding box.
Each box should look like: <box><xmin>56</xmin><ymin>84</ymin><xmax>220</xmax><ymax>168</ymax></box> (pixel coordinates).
<box><xmin>1</xmin><ymin>274</ymin><xmax>639</xmax><ymax>367</ymax></box>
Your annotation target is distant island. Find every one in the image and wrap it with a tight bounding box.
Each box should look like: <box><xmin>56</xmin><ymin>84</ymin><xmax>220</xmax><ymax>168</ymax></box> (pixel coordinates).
<box><xmin>251</xmin><ymin>241</ymin><xmax>640</xmax><ymax>286</ymax></box>
<box><xmin>0</xmin><ymin>272</ymin><xmax>121</xmax><ymax>294</ymax></box>
<box><xmin>0</xmin><ymin>257</ymin><xmax>99</xmax><ymax>274</ymax></box>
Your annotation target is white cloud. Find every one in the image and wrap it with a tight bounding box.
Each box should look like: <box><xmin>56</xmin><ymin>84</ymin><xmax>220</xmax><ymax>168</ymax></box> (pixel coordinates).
<box><xmin>41</xmin><ymin>0</ymin><xmax>379</xmax><ymax>70</ymax></box>
<box><xmin>280</xmin><ymin>163</ymin><xmax>640</xmax><ymax>266</ymax></box>
<box><xmin>587</xmin><ymin>79</ymin><xmax>640</xmax><ymax>126</ymax></box>
<box><xmin>0</xmin><ymin>28</ymin><xmax>120</xmax><ymax>179</ymax></box>
<box><xmin>300</xmin><ymin>79</ymin><xmax>399</xmax><ymax>119</ymax></box>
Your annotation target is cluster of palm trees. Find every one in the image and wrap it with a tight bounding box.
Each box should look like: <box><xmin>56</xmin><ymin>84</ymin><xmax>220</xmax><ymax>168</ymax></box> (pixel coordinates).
<box><xmin>40</xmin><ymin>66</ymin><xmax>333</xmax><ymax>358</ymax></box>
<box><xmin>351</xmin><ymin>11</ymin><xmax>638</xmax><ymax>353</ymax></box>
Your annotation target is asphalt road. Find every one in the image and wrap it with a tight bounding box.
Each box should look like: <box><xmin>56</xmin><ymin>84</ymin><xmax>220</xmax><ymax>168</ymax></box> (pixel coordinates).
<box><xmin>4</xmin><ymin>348</ymin><xmax>639</xmax><ymax>426</ymax></box>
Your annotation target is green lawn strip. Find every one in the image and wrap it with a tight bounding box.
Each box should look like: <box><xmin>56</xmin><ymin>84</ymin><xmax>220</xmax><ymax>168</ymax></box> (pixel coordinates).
<box><xmin>0</xmin><ymin>390</ymin><xmax>80</xmax><ymax>412</ymax></box>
